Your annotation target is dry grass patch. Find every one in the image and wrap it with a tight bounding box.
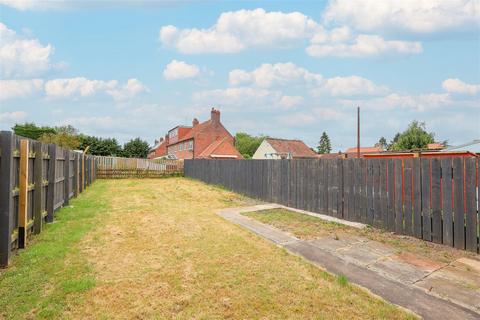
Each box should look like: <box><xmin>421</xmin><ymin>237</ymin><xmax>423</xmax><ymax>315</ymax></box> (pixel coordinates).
<box><xmin>245</xmin><ymin>208</ymin><xmax>475</xmax><ymax>264</ymax></box>
<box><xmin>65</xmin><ymin>178</ymin><xmax>413</xmax><ymax>319</ymax></box>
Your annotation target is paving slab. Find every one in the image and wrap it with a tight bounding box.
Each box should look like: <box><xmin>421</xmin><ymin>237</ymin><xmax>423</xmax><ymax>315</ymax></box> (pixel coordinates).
<box><xmin>369</xmin><ymin>257</ymin><xmax>430</xmax><ymax>284</ymax></box>
<box><xmin>416</xmin><ymin>258</ymin><xmax>480</xmax><ymax>313</ymax></box>
<box><xmin>395</xmin><ymin>252</ymin><xmax>447</xmax><ymax>273</ymax></box>
<box><xmin>284</xmin><ymin>240</ymin><xmax>478</xmax><ymax>320</ymax></box>
<box><xmin>336</xmin><ymin>244</ymin><xmax>387</xmax><ymax>266</ymax></box>
<box><xmin>307</xmin><ymin>236</ymin><xmax>354</xmax><ymax>252</ymax></box>
<box><xmin>218</xmin><ymin>209</ymin><xmax>298</xmax><ymax>245</ymax></box>
<box><xmin>217</xmin><ymin>205</ymin><xmax>480</xmax><ymax>320</ymax></box>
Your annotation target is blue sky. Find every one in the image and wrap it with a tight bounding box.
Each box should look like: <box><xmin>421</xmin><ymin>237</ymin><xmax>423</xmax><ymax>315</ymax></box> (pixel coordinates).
<box><xmin>0</xmin><ymin>0</ymin><xmax>479</xmax><ymax>151</ymax></box>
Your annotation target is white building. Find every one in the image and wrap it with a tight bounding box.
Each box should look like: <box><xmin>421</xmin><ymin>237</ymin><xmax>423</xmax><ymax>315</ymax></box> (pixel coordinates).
<box><xmin>252</xmin><ymin>138</ymin><xmax>318</xmax><ymax>159</ymax></box>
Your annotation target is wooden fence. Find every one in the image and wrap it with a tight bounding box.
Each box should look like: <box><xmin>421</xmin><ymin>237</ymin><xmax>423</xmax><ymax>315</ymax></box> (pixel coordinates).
<box><xmin>95</xmin><ymin>156</ymin><xmax>183</xmax><ymax>178</ymax></box>
<box><xmin>0</xmin><ymin>131</ymin><xmax>96</xmax><ymax>267</ymax></box>
<box><xmin>185</xmin><ymin>158</ymin><xmax>479</xmax><ymax>253</ymax></box>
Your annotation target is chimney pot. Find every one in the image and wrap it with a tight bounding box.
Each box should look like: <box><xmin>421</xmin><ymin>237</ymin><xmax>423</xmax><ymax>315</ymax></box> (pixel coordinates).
<box><xmin>192</xmin><ymin>118</ymin><xmax>199</xmax><ymax>126</ymax></box>
<box><xmin>210</xmin><ymin>107</ymin><xmax>220</xmax><ymax>123</ymax></box>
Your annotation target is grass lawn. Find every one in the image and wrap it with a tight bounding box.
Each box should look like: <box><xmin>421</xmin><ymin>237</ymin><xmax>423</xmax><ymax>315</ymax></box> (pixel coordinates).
<box><xmin>244</xmin><ymin>208</ymin><xmax>474</xmax><ymax>264</ymax></box>
<box><xmin>1</xmin><ymin>178</ymin><xmax>416</xmax><ymax>319</ymax></box>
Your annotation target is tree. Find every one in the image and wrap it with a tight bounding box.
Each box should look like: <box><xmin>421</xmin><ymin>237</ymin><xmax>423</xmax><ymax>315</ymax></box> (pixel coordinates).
<box><xmin>375</xmin><ymin>137</ymin><xmax>388</xmax><ymax>150</ymax></box>
<box><xmin>235</xmin><ymin>132</ymin><xmax>266</xmax><ymax>159</ymax></box>
<box><xmin>12</xmin><ymin>122</ymin><xmax>56</xmax><ymax>140</ymax></box>
<box><xmin>121</xmin><ymin>137</ymin><xmax>150</xmax><ymax>158</ymax></box>
<box><xmin>79</xmin><ymin>134</ymin><xmax>122</xmax><ymax>156</ymax></box>
<box><xmin>389</xmin><ymin>121</ymin><xmax>435</xmax><ymax>151</ymax></box>
<box><xmin>38</xmin><ymin>125</ymin><xmax>81</xmax><ymax>149</ymax></box>
<box><xmin>317</xmin><ymin>132</ymin><xmax>331</xmax><ymax>154</ymax></box>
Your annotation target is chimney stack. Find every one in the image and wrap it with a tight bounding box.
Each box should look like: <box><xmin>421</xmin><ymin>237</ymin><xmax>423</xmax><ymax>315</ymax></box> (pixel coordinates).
<box><xmin>192</xmin><ymin>118</ymin><xmax>199</xmax><ymax>126</ymax></box>
<box><xmin>211</xmin><ymin>107</ymin><xmax>220</xmax><ymax>123</ymax></box>
<box><xmin>159</xmin><ymin>137</ymin><xmax>164</xmax><ymax>143</ymax></box>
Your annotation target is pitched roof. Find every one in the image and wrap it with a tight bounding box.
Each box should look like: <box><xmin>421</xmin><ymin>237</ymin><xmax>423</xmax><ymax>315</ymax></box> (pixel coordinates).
<box><xmin>266</xmin><ymin>138</ymin><xmax>317</xmax><ymax>158</ymax></box>
<box><xmin>196</xmin><ymin>137</ymin><xmax>239</xmax><ymax>159</ymax></box>
<box><xmin>198</xmin><ymin>137</ymin><xmax>228</xmax><ymax>158</ymax></box>
<box><xmin>172</xmin><ymin>119</ymin><xmax>213</xmax><ymax>145</ymax></box>
<box><xmin>345</xmin><ymin>146</ymin><xmax>383</xmax><ymax>154</ymax></box>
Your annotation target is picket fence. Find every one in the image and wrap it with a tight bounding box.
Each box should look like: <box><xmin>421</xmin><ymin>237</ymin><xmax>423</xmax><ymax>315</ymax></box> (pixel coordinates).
<box><xmin>95</xmin><ymin>156</ymin><xmax>183</xmax><ymax>178</ymax></box>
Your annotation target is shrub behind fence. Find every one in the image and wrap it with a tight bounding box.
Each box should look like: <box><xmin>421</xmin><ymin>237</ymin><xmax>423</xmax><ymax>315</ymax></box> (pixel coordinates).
<box><xmin>0</xmin><ymin>131</ymin><xmax>96</xmax><ymax>267</ymax></box>
<box><xmin>185</xmin><ymin>158</ymin><xmax>479</xmax><ymax>253</ymax></box>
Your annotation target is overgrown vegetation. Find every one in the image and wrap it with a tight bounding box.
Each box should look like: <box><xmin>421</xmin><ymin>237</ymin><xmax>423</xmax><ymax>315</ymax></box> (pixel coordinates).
<box><xmin>38</xmin><ymin>125</ymin><xmax>81</xmax><ymax>149</ymax></box>
<box><xmin>120</xmin><ymin>137</ymin><xmax>150</xmax><ymax>158</ymax></box>
<box><xmin>13</xmin><ymin>122</ymin><xmax>149</xmax><ymax>158</ymax></box>
<box><xmin>235</xmin><ymin>132</ymin><xmax>266</xmax><ymax>158</ymax></box>
<box><xmin>385</xmin><ymin>120</ymin><xmax>441</xmax><ymax>151</ymax></box>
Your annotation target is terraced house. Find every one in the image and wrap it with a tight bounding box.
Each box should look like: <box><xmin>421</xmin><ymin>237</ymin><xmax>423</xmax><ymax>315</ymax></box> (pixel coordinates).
<box><xmin>148</xmin><ymin>108</ymin><xmax>243</xmax><ymax>160</ymax></box>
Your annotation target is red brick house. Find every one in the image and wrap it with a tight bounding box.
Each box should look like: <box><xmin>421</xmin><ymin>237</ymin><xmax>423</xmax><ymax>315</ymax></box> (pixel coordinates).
<box><xmin>148</xmin><ymin>108</ymin><xmax>243</xmax><ymax>160</ymax></box>
<box><xmin>147</xmin><ymin>137</ymin><xmax>168</xmax><ymax>159</ymax></box>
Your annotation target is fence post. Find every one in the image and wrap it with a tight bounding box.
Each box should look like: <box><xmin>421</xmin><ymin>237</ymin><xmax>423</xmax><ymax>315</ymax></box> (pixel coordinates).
<box><xmin>73</xmin><ymin>152</ymin><xmax>79</xmax><ymax>197</ymax></box>
<box><xmin>46</xmin><ymin>144</ymin><xmax>57</xmax><ymax>223</ymax></box>
<box><xmin>64</xmin><ymin>150</ymin><xmax>70</xmax><ymax>206</ymax></box>
<box><xmin>18</xmin><ymin>139</ymin><xmax>29</xmax><ymax>249</ymax></box>
<box><xmin>33</xmin><ymin>141</ymin><xmax>43</xmax><ymax>235</ymax></box>
<box><xmin>0</xmin><ymin>132</ymin><xmax>14</xmax><ymax>267</ymax></box>
<box><xmin>80</xmin><ymin>153</ymin><xmax>84</xmax><ymax>192</ymax></box>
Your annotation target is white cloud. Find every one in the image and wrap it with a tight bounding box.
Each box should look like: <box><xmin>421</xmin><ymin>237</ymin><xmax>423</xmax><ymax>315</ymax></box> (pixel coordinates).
<box><xmin>229</xmin><ymin>63</ymin><xmax>323</xmax><ymax>87</ymax></box>
<box><xmin>193</xmin><ymin>87</ymin><xmax>299</xmax><ymax>110</ymax></box>
<box><xmin>0</xmin><ymin>79</ymin><xmax>43</xmax><ymax>100</ymax></box>
<box><xmin>106</xmin><ymin>78</ymin><xmax>149</xmax><ymax>101</ymax></box>
<box><xmin>159</xmin><ymin>8</ymin><xmax>318</xmax><ymax>54</ymax></box>
<box><xmin>0</xmin><ymin>110</ymin><xmax>27</xmax><ymax>123</ymax></box>
<box><xmin>229</xmin><ymin>63</ymin><xmax>388</xmax><ymax>97</ymax></box>
<box><xmin>339</xmin><ymin>92</ymin><xmax>452</xmax><ymax>111</ymax></box>
<box><xmin>307</xmin><ymin>34</ymin><xmax>422</xmax><ymax>58</ymax></box>
<box><xmin>323</xmin><ymin>0</ymin><xmax>479</xmax><ymax>34</ymax></box>
<box><xmin>0</xmin><ymin>22</ymin><xmax>55</xmax><ymax>77</ymax></box>
<box><xmin>279</xmin><ymin>95</ymin><xmax>304</xmax><ymax>109</ymax></box>
<box><xmin>0</xmin><ymin>0</ymin><xmax>68</xmax><ymax>10</ymax></box>
<box><xmin>315</xmin><ymin>76</ymin><xmax>389</xmax><ymax>96</ymax></box>
<box><xmin>45</xmin><ymin>77</ymin><xmax>117</xmax><ymax>98</ymax></box>
<box><xmin>442</xmin><ymin>78</ymin><xmax>480</xmax><ymax>95</ymax></box>
<box><xmin>163</xmin><ymin>60</ymin><xmax>200</xmax><ymax>80</ymax></box>
<box><xmin>44</xmin><ymin>77</ymin><xmax>148</xmax><ymax>101</ymax></box>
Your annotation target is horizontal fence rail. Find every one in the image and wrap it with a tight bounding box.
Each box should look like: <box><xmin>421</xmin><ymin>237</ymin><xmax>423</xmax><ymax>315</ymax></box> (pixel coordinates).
<box><xmin>185</xmin><ymin>158</ymin><xmax>479</xmax><ymax>253</ymax></box>
<box><xmin>0</xmin><ymin>131</ymin><xmax>96</xmax><ymax>267</ymax></box>
<box><xmin>95</xmin><ymin>156</ymin><xmax>183</xmax><ymax>178</ymax></box>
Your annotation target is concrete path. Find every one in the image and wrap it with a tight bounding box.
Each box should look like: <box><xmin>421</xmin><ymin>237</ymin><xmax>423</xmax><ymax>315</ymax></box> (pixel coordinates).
<box><xmin>218</xmin><ymin>205</ymin><xmax>480</xmax><ymax>320</ymax></box>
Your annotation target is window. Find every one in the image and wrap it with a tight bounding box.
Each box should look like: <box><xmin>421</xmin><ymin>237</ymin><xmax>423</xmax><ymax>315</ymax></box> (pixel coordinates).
<box><xmin>188</xmin><ymin>141</ymin><xmax>193</xmax><ymax>150</ymax></box>
<box><xmin>179</xmin><ymin>143</ymin><xmax>183</xmax><ymax>151</ymax></box>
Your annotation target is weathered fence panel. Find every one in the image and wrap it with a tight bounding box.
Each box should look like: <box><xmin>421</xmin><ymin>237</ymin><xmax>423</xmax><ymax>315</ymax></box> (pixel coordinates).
<box><xmin>0</xmin><ymin>131</ymin><xmax>96</xmax><ymax>267</ymax></box>
<box><xmin>95</xmin><ymin>156</ymin><xmax>183</xmax><ymax>178</ymax></box>
<box><xmin>185</xmin><ymin>158</ymin><xmax>479</xmax><ymax>253</ymax></box>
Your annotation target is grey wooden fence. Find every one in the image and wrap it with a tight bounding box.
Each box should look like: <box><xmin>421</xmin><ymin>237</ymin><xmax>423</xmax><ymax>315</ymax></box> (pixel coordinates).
<box><xmin>0</xmin><ymin>131</ymin><xmax>96</xmax><ymax>267</ymax></box>
<box><xmin>185</xmin><ymin>158</ymin><xmax>479</xmax><ymax>253</ymax></box>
